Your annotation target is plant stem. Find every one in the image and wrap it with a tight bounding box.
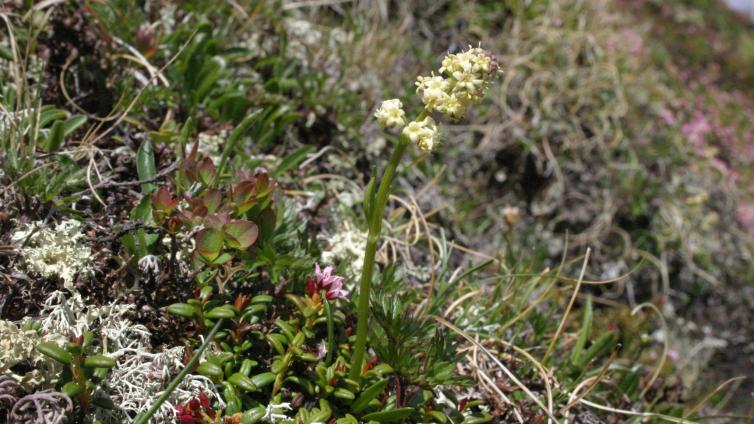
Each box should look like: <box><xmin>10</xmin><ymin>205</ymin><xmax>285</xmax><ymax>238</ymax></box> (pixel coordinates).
<box><xmin>134</xmin><ymin>319</ymin><xmax>223</xmax><ymax>424</ymax></box>
<box><xmin>324</xmin><ymin>297</ymin><xmax>335</xmax><ymax>365</ymax></box>
<box><xmin>349</xmin><ymin>125</ymin><xmax>415</xmax><ymax>380</ymax></box>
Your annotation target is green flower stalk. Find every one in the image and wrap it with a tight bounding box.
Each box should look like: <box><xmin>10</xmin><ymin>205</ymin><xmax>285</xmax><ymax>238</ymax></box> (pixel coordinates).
<box><xmin>349</xmin><ymin>46</ymin><xmax>498</xmax><ymax>380</ymax></box>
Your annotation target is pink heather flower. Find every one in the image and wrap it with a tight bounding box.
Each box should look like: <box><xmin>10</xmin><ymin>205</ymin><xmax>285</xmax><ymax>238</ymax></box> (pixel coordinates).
<box><xmin>681</xmin><ymin>110</ymin><xmax>711</xmax><ymax>147</ymax></box>
<box><xmin>307</xmin><ymin>264</ymin><xmax>349</xmax><ymax>300</ymax></box>
<box><xmin>736</xmin><ymin>203</ymin><xmax>754</xmax><ymax>233</ymax></box>
<box><xmin>658</xmin><ymin>108</ymin><xmax>676</xmax><ymax>126</ymax></box>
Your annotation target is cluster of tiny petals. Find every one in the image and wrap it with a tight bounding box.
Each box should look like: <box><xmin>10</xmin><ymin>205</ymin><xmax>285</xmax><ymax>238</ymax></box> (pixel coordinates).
<box><xmin>416</xmin><ymin>46</ymin><xmax>497</xmax><ymax>119</ymax></box>
<box><xmin>374</xmin><ymin>98</ymin><xmax>406</xmax><ymax>129</ymax></box>
<box><xmin>307</xmin><ymin>264</ymin><xmax>349</xmax><ymax>300</ymax></box>
<box><xmin>402</xmin><ymin>116</ymin><xmax>438</xmax><ymax>152</ymax></box>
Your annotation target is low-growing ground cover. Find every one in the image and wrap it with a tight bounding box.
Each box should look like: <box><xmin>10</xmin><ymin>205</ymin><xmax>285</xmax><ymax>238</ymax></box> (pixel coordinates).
<box><xmin>1</xmin><ymin>0</ymin><xmax>752</xmax><ymax>423</ymax></box>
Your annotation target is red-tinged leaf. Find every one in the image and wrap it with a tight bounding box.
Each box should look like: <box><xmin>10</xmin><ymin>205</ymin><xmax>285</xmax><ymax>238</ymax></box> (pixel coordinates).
<box><xmin>167</xmin><ymin>216</ymin><xmax>183</xmax><ymax>233</ymax></box>
<box><xmin>187</xmin><ymin>196</ymin><xmax>208</xmax><ymax>217</ymax></box>
<box><xmin>203</xmin><ymin>189</ymin><xmax>222</xmax><ymax>213</ymax></box>
<box><xmin>202</xmin><ymin>213</ymin><xmax>225</xmax><ymax>230</ymax></box>
<box><xmin>256</xmin><ymin>172</ymin><xmax>275</xmax><ymax>197</ymax></box>
<box><xmin>152</xmin><ymin>186</ymin><xmax>178</xmax><ymax>211</ymax></box>
<box><xmin>195</xmin><ymin>229</ymin><xmax>224</xmax><ymax>262</ymax></box>
<box><xmin>231</xmin><ymin>180</ymin><xmax>254</xmax><ymax>208</ymax></box>
<box><xmin>180</xmin><ymin>157</ymin><xmax>199</xmax><ymax>182</ymax></box>
<box><xmin>180</xmin><ymin>210</ymin><xmax>200</xmax><ymax>227</ymax></box>
<box><xmin>197</xmin><ymin>157</ymin><xmax>216</xmax><ymax>185</ymax></box>
<box><xmin>224</xmin><ymin>220</ymin><xmax>259</xmax><ymax>249</ymax></box>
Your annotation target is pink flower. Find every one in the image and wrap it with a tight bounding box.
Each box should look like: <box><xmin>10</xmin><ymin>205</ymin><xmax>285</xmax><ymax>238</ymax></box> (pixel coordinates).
<box><xmin>307</xmin><ymin>264</ymin><xmax>349</xmax><ymax>300</ymax></box>
<box><xmin>681</xmin><ymin>110</ymin><xmax>711</xmax><ymax>147</ymax></box>
<box><xmin>736</xmin><ymin>203</ymin><xmax>754</xmax><ymax>233</ymax></box>
<box><xmin>658</xmin><ymin>108</ymin><xmax>676</xmax><ymax>126</ymax></box>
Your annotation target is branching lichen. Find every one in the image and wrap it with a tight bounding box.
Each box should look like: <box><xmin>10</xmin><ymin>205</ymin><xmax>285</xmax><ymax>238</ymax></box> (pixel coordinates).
<box><xmin>11</xmin><ymin>220</ymin><xmax>92</xmax><ymax>291</ymax></box>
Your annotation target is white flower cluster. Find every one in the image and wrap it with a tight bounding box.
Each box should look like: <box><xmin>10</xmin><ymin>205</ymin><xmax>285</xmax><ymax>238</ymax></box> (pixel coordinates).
<box><xmin>416</xmin><ymin>46</ymin><xmax>497</xmax><ymax>119</ymax></box>
<box><xmin>402</xmin><ymin>116</ymin><xmax>438</xmax><ymax>151</ymax></box>
<box><xmin>11</xmin><ymin>219</ymin><xmax>92</xmax><ymax>290</ymax></box>
<box><xmin>373</xmin><ymin>46</ymin><xmax>496</xmax><ymax>153</ymax></box>
<box><xmin>374</xmin><ymin>98</ymin><xmax>406</xmax><ymax>129</ymax></box>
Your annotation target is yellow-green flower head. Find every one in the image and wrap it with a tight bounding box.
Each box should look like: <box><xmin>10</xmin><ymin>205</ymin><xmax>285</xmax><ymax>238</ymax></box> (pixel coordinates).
<box><xmin>417</xmin><ymin>46</ymin><xmax>498</xmax><ymax>119</ymax></box>
<box><xmin>374</xmin><ymin>98</ymin><xmax>406</xmax><ymax>129</ymax></box>
<box><xmin>402</xmin><ymin>116</ymin><xmax>438</xmax><ymax>152</ymax></box>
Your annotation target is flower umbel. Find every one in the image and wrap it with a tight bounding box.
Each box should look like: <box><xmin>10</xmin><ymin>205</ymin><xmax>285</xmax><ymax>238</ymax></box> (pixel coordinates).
<box><xmin>416</xmin><ymin>46</ymin><xmax>497</xmax><ymax>119</ymax></box>
<box><xmin>307</xmin><ymin>264</ymin><xmax>348</xmax><ymax>300</ymax></box>
<box><xmin>374</xmin><ymin>98</ymin><xmax>406</xmax><ymax>129</ymax></box>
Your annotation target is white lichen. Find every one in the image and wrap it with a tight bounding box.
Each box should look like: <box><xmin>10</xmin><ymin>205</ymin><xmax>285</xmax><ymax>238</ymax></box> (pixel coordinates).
<box><xmin>0</xmin><ymin>320</ymin><xmax>63</xmax><ymax>391</ymax></box>
<box><xmin>27</xmin><ymin>290</ymin><xmax>221</xmax><ymax>423</ymax></box>
<box><xmin>321</xmin><ymin>224</ymin><xmax>367</xmax><ymax>279</ymax></box>
<box><xmin>11</xmin><ymin>219</ymin><xmax>92</xmax><ymax>290</ymax></box>
<box><xmin>197</xmin><ymin>129</ymin><xmax>227</xmax><ymax>165</ymax></box>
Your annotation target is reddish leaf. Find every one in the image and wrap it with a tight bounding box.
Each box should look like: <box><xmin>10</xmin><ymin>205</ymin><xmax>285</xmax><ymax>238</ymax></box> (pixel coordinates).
<box><xmin>224</xmin><ymin>219</ymin><xmax>259</xmax><ymax>249</ymax></box>
<box><xmin>152</xmin><ymin>186</ymin><xmax>178</xmax><ymax>212</ymax></box>
<box><xmin>195</xmin><ymin>228</ymin><xmax>224</xmax><ymax>263</ymax></box>
<box><xmin>203</xmin><ymin>189</ymin><xmax>222</xmax><ymax>214</ymax></box>
<box><xmin>231</xmin><ymin>180</ymin><xmax>255</xmax><ymax>213</ymax></box>
<box><xmin>187</xmin><ymin>196</ymin><xmax>208</xmax><ymax>218</ymax></box>
<box><xmin>203</xmin><ymin>213</ymin><xmax>226</xmax><ymax>230</ymax></box>
<box><xmin>197</xmin><ymin>157</ymin><xmax>216</xmax><ymax>185</ymax></box>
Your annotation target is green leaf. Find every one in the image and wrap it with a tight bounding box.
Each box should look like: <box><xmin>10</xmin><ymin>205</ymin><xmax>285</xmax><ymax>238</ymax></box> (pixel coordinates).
<box><xmin>576</xmin><ymin>331</ymin><xmax>617</xmax><ymax>369</ymax></box>
<box><xmin>250</xmin><ymin>372</ymin><xmax>276</xmax><ymax>388</ymax></box>
<box><xmin>84</xmin><ymin>354</ymin><xmax>116</xmax><ymax>369</ymax></box>
<box><xmin>216</xmin><ymin>109</ymin><xmax>264</xmax><ymax>182</ymax></box>
<box><xmin>228</xmin><ymin>372</ymin><xmax>257</xmax><ymax>392</ymax></box>
<box><xmin>195</xmin><ymin>56</ymin><xmax>226</xmax><ymax>103</ymax></box>
<box><xmin>130</xmin><ymin>196</ymin><xmax>153</xmax><ymax>223</ymax></box>
<box><xmin>136</xmin><ymin>139</ymin><xmax>157</xmax><ymax>193</ymax></box>
<box><xmin>362</xmin><ymin>407</ymin><xmax>415</xmax><ymax>423</ymax></box>
<box><xmin>205</xmin><ymin>305</ymin><xmax>237</xmax><ymax>319</ymax></box>
<box><xmin>363</xmin><ymin>166</ymin><xmax>377</xmax><ymax>221</ymax></box>
<box><xmin>334</xmin><ymin>387</ymin><xmax>355</xmax><ymax>401</ymax></box>
<box><xmin>195</xmin><ymin>228</ymin><xmax>224</xmax><ymax>263</ymax></box>
<box><xmin>43</xmin><ymin>120</ymin><xmax>65</xmax><ymax>152</ymax></box>
<box><xmin>38</xmin><ymin>107</ymin><xmax>67</xmax><ymax>128</ymax></box>
<box><xmin>251</xmin><ymin>294</ymin><xmax>273</xmax><ymax>304</ymax></box>
<box><xmin>242</xmin><ymin>406</ymin><xmax>267</xmax><ymax>423</ymax></box>
<box><xmin>209</xmin><ymin>252</ymin><xmax>233</xmax><ymax>265</ymax></box>
<box><xmin>426</xmin><ymin>410</ymin><xmax>447</xmax><ymax>423</ymax></box>
<box><xmin>62</xmin><ymin>115</ymin><xmax>87</xmax><ymax>137</ymax></box>
<box><xmin>352</xmin><ymin>379</ymin><xmax>388</xmax><ymax>412</ymax></box>
<box><xmin>240</xmin><ymin>359</ymin><xmax>257</xmax><ymax>376</ymax></box>
<box><xmin>570</xmin><ymin>295</ymin><xmax>592</xmax><ymax>366</ymax></box>
<box><xmin>167</xmin><ymin>303</ymin><xmax>199</xmax><ymax>318</ymax></box>
<box><xmin>224</xmin><ymin>220</ymin><xmax>259</xmax><ymax>249</ymax></box>
<box><xmin>196</xmin><ymin>361</ymin><xmax>224</xmax><ymax>379</ymax></box>
<box><xmin>36</xmin><ymin>342</ymin><xmax>71</xmax><ymax>365</ymax></box>
<box><xmin>62</xmin><ymin>381</ymin><xmax>84</xmax><ymax>398</ymax></box>
<box><xmin>266</xmin><ymin>333</ymin><xmax>287</xmax><ymax>355</ymax></box>
<box><xmin>271</xmin><ymin>145</ymin><xmax>314</xmax><ymax>178</ymax></box>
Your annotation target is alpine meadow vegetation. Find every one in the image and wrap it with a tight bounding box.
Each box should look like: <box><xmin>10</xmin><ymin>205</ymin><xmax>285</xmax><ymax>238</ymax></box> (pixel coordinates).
<box><xmin>1</xmin><ymin>1</ymin><xmax>753</xmax><ymax>423</ymax></box>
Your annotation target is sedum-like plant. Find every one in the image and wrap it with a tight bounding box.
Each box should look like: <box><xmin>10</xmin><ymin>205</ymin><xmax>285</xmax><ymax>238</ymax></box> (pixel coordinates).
<box><xmin>349</xmin><ymin>46</ymin><xmax>499</xmax><ymax>380</ymax></box>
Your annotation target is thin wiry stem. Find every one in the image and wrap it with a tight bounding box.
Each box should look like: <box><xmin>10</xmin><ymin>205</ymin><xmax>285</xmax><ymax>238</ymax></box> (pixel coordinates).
<box><xmin>134</xmin><ymin>319</ymin><xmax>223</xmax><ymax>424</ymax></box>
